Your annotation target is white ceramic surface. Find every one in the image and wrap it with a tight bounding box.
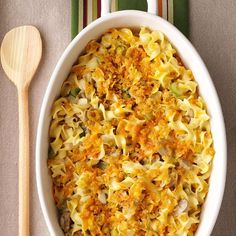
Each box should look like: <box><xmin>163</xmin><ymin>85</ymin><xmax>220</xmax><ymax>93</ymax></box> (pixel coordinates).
<box><xmin>36</xmin><ymin>8</ymin><xmax>227</xmax><ymax>236</ymax></box>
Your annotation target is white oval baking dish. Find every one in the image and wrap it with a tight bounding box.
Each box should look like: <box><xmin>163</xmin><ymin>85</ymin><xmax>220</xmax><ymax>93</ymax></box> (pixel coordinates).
<box><xmin>36</xmin><ymin>1</ymin><xmax>227</xmax><ymax>235</ymax></box>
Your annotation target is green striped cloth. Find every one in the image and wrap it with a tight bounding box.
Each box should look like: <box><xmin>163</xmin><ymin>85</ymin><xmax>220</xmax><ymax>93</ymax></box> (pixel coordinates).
<box><xmin>71</xmin><ymin>0</ymin><xmax>188</xmax><ymax>39</ymax></box>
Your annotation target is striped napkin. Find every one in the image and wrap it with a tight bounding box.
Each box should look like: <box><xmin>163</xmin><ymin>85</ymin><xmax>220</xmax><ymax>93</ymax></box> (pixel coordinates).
<box><xmin>71</xmin><ymin>0</ymin><xmax>188</xmax><ymax>39</ymax></box>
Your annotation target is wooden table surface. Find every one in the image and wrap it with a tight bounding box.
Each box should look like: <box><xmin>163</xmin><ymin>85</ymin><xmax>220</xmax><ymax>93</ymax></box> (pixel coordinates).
<box><xmin>0</xmin><ymin>0</ymin><xmax>235</xmax><ymax>235</ymax></box>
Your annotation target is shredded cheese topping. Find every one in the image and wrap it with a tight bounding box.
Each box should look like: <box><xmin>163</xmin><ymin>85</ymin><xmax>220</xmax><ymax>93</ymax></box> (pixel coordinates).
<box><xmin>48</xmin><ymin>27</ymin><xmax>214</xmax><ymax>236</ymax></box>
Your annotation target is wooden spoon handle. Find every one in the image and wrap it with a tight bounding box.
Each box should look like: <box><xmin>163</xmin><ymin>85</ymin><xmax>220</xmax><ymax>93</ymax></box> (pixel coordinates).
<box><xmin>18</xmin><ymin>88</ymin><xmax>29</xmax><ymax>236</ymax></box>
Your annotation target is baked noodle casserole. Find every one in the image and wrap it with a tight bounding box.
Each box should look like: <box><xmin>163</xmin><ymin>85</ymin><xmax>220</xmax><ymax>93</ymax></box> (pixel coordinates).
<box><xmin>48</xmin><ymin>27</ymin><xmax>215</xmax><ymax>236</ymax></box>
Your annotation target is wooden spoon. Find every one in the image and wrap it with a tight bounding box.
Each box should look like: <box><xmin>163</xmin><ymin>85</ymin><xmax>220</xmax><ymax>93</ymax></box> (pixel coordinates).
<box><xmin>1</xmin><ymin>25</ymin><xmax>42</xmax><ymax>236</ymax></box>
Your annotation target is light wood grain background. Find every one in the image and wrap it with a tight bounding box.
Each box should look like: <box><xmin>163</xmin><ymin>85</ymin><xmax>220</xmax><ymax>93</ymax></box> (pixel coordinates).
<box><xmin>0</xmin><ymin>0</ymin><xmax>235</xmax><ymax>235</ymax></box>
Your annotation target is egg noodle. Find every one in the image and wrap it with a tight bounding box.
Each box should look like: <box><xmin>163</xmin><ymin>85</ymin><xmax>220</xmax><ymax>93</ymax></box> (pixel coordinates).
<box><xmin>48</xmin><ymin>27</ymin><xmax>214</xmax><ymax>236</ymax></box>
